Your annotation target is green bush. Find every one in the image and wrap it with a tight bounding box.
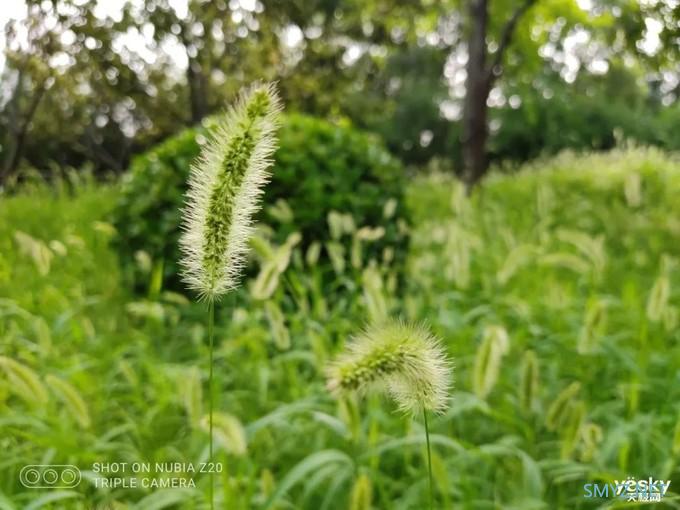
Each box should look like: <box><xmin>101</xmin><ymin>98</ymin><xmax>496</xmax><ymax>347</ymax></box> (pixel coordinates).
<box><xmin>112</xmin><ymin>113</ymin><xmax>409</xmax><ymax>292</ymax></box>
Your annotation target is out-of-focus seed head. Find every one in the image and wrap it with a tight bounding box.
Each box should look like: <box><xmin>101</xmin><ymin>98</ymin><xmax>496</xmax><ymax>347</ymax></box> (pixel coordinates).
<box><xmin>326</xmin><ymin>320</ymin><xmax>453</xmax><ymax>416</ymax></box>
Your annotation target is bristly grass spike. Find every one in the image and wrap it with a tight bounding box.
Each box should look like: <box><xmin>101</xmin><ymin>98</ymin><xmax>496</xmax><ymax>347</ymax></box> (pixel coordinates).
<box><xmin>179</xmin><ymin>81</ymin><xmax>282</xmax><ymax>301</ymax></box>
<box><xmin>326</xmin><ymin>320</ymin><xmax>452</xmax><ymax>416</ymax></box>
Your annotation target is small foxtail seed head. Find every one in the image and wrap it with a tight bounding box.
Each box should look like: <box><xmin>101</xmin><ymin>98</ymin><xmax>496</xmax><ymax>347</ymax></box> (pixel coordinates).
<box><xmin>179</xmin><ymin>82</ymin><xmax>282</xmax><ymax>300</ymax></box>
<box><xmin>326</xmin><ymin>320</ymin><xmax>453</xmax><ymax>416</ymax></box>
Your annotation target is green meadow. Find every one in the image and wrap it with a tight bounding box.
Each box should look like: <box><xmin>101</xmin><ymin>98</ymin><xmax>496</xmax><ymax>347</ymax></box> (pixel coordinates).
<box><xmin>1</xmin><ymin>147</ymin><xmax>679</xmax><ymax>509</ymax></box>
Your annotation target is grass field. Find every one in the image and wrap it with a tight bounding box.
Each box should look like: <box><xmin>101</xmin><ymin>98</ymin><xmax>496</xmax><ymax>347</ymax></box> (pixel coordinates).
<box><xmin>1</xmin><ymin>147</ymin><xmax>680</xmax><ymax>509</ymax></box>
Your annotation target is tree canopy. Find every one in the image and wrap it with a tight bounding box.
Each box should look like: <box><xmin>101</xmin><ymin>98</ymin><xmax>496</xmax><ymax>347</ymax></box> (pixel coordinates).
<box><xmin>1</xmin><ymin>0</ymin><xmax>678</xmax><ymax>184</ymax></box>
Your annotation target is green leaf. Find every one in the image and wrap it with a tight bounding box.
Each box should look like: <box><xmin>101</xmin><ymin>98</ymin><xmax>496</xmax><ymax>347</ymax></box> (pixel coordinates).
<box><xmin>263</xmin><ymin>450</ymin><xmax>353</xmax><ymax>509</ymax></box>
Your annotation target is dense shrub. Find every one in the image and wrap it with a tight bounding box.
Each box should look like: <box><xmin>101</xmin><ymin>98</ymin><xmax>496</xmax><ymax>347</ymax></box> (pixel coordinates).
<box><xmin>111</xmin><ymin>113</ymin><xmax>409</xmax><ymax>292</ymax></box>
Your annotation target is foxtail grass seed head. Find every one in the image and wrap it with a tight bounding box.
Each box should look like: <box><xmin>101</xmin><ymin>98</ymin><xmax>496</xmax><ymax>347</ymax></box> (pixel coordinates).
<box><xmin>45</xmin><ymin>375</ymin><xmax>91</xmax><ymax>429</ymax></box>
<box><xmin>326</xmin><ymin>321</ymin><xmax>452</xmax><ymax>416</ymax></box>
<box><xmin>0</xmin><ymin>356</ymin><xmax>49</xmax><ymax>407</ymax></box>
<box><xmin>673</xmin><ymin>415</ymin><xmax>680</xmax><ymax>456</ymax></box>
<box><xmin>624</xmin><ymin>171</ymin><xmax>642</xmax><ymax>207</ymax></box>
<box><xmin>646</xmin><ymin>273</ymin><xmax>670</xmax><ymax>323</ymax></box>
<box><xmin>472</xmin><ymin>325</ymin><xmax>509</xmax><ymax>399</ymax></box>
<box><xmin>200</xmin><ymin>412</ymin><xmax>247</xmax><ymax>456</ymax></box>
<box><xmin>179</xmin><ymin>82</ymin><xmax>282</xmax><ymax>300</ymax></box>
<box><xmin>349</xmin><ymin>474</ymin><xmax>373</xmax><ymax>510</ymax></box>
<box><xmin>546</xmin><ymin>382</ymin><xmax>581</xmax><ymax>432</ymax></box>
<box><xmin>580</xmin><ymin>422</ymin><xmax>603</xmax><ymax>462</ymax></box>
<box><xmin>560</xmin><ymin>400</ymin><xmax>585</xmax><ymax>460</ymax></box>
<box><xmin>519</xmin><ymin>350</ymin><xmax>539</xmax><ymax>414</ymax></box>
<box><xmin>556</xmin><ymin>229</ymin><xmax>607</xmax><ymax>274</ymax></box>
<box><xmin>578</xmin><ymin>298</ymin><xmax>607</xmax><ymax>354</ymax></box>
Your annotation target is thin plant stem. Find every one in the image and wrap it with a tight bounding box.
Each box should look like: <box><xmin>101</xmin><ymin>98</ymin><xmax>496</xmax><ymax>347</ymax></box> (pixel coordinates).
<box><xmin>423</xmin><ymin>408</ymin><xmax>434</xmax><ymax>510</ymax></box>
<box><xmin>207</xmin><ymin>299</ymin><xmax>215</xmax><ymax>510</ymax></box>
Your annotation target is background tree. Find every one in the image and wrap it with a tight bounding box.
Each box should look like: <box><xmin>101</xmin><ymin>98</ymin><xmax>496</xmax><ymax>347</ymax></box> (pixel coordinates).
<box><xmin>461</xmin><ymin>0</ymin><xmax>538</xmax><ymax>191</ymax></box>
<box><xmin>1</xmin><ymin>2</ymin><xmax>56</xmax><ymax>181</ymax></box>
<box><xmin>1</xmin><ymin>0</ymin><xmax>679</xmax><ymax>187</ymax></box>
<box><xmin>0</xmin><ymin>0</ymin><xmax>186</xmax><ymax>178</ymax></box>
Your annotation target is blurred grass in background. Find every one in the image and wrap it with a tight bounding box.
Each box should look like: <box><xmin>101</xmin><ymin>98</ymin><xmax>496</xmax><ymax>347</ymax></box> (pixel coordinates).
<box><xmin>1</xmin><ymin>147</ymin><xmax>680</xmax><ymax>509</ymax></box>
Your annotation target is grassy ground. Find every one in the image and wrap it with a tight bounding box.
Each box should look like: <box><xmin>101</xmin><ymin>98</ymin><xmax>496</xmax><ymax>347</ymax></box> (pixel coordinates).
<box><xmin>1</xmin><ymin>147</ymin><xmax>679</xmax><ymax>509</ymax></box>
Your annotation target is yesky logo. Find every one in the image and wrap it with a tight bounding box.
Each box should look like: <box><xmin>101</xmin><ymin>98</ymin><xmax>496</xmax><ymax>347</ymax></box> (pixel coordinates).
<box><xmin>584</xmin><ymin>477</ymin><xmax>671</xmax><ymax>502</ymax></box>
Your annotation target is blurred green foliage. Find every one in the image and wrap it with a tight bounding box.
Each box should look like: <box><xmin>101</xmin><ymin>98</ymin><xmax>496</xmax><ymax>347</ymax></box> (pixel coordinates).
<box><xmin>490</xmin><ymin>69</ymin><xmax>680</xmax><ymax>164</ymax></box>
<box><xmin>2</xmin><ymin>148</ymin><xmax>680</xmax><ymax>508</ymax></box>
<box><xmin>111</xmin><ymin>113</ymin><xmax>408</xmax><ymax>293</ymax></box>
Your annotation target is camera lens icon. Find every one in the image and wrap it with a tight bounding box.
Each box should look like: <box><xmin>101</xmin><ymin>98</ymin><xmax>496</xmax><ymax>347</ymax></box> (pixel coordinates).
<box><xmin>20</xmin><ymin>465</ymin><xmax>81</xmax><ymax>489</ymax></box>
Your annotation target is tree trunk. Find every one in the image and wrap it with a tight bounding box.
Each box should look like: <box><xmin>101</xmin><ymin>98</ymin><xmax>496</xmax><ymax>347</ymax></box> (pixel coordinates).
<box><xmin>1</xmin><ymin>79</ymin><xmax>46</xmax><ymax>184</ymax></box>
<box><xmin>180</xmin><ymin>24</ymin><xmax>209</xmax><ymax>125</ymax></box>
<box><xmin>461</xmin><ymin>0</ymin><xmax>490</xmax><ymax>194</ymax></box>
<box><xmin>187</xmin><ymin>59</ymin><xmax>208</xmax><ymax>124</ymax></box>
<box><xmin>460</xmin><ymin>0</ymin><xmax>536</xmax><ymax>192</ymax></box>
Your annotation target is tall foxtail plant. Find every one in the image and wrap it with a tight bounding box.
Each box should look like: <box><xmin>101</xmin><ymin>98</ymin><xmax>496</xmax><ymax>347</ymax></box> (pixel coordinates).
<box><xmin>326</xmin><ymin>320</ymin><xmax>453</xmax><ymax>509</ymax></box>
<box><xmin>179</xmin><ymin>82</ymin><xmax>282</xmax><ymax>508</ymax></box>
